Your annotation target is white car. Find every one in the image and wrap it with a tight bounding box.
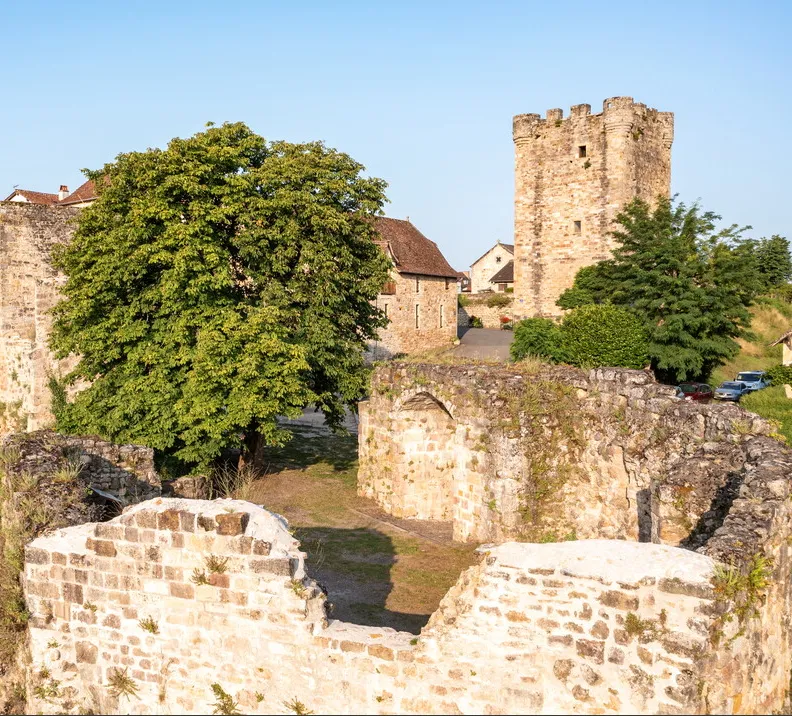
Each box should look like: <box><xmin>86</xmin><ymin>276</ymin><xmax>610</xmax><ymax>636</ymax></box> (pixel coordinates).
<box><xmin>734</xmin><ymin>371</ymin><xmax>770</xmax><ymax>392</ymax></box>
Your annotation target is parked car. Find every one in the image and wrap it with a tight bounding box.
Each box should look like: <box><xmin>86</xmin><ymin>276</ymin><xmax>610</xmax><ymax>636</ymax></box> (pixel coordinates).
<box><xmin>734</xmin><ymin>371</ymin><xmax>770</xmax><ymax>392</ymax></box>
<box><xmin>714</xmin><ymin>381</ymin><xmax>751</xmax><ymax>402</ymax></box>
<box><xmin>677</xmin><ymin>382</ymin><xmax>714</xmax><ymax>402</ymax></box>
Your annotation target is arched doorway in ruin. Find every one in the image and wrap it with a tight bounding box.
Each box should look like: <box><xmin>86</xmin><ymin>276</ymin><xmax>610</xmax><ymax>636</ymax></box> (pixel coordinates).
<box><xmin>391</xmin><ymin>391</ymin><xmax>458</xmax><ymax>522</ymax></box>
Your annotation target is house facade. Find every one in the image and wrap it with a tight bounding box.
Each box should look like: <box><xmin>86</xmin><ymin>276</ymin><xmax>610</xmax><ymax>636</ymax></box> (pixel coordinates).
<box><xmin>469</xmin><ymin>241</ymin><xmax>514</xmax><ymax>293</ymax></box>
<box><xmin>370</xmin><ymin>217</ymin><xmax>458</xmax><ymax>359</ymax></box>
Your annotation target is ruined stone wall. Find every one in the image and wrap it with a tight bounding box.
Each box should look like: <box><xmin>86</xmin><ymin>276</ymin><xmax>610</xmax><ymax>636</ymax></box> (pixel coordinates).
<box><xmin>369</xmin><ymin>272</ymin><xmax>457</xmax><ymax>359</ymax></box>
<box><xmin>0</xmin><ymin>203</ymin><xmax>79</xmax><ymax>432</ymax></box>
<box><xmin>359</xmin><ymin>363</ymin><xmax>777</xmax><ymax>544</ymax></box>
<box><xmin>457</xmin><ymin>294</ymin><xmax>514</xmax><ymax>329</ymax></box>
<box><xmin>23</xmin><ymin>498</ymin><xmax>792</xmax><ymax>714</ymax></box>
<box><xmin>512</xmin><ymin>97</ymin><xmax>673</xmax><ymax>318</ymax></box>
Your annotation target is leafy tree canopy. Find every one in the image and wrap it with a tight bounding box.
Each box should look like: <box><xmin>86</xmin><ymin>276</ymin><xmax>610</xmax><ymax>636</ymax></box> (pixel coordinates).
<box><xmin>754</xmin><ymin>234</ymin><xmax>792</xmax><ymax>291</ymax></box>
<box><xmin>557</xmin><ymin>196</ymin><xmax>762</xmax><ymax>384</ymax></box>
<box><xmin>50</xmin><ymin>122</ymin><xmax>391</xmax><ymax>469</ymax></box>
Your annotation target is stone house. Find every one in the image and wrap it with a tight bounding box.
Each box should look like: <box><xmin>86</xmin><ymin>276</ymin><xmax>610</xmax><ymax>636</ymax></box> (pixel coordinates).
<box><xmin>468</xmin><ymin>241</ymin><xmax>514</xmax><ymax>293</ymax></box>
<box><xmin>369</xmin><ymin>217</ymin><xmax>458</xmax><ymax>359</ymax></box>
<box><xmin>4</xmin><ymin>179</ymin><xmax>97</xmax><ymax>207</ymax></box>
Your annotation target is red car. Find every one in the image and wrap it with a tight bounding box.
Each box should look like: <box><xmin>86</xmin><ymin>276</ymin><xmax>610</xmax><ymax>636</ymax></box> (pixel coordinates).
<box><xmin>676</xmin><ymin>382</ymin><xmax>714</xmax><ymax>402</ymax></box>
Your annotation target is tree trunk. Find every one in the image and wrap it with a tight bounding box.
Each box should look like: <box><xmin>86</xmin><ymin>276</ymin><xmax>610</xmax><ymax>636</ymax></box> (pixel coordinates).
<box><xmin>238</xmin><ymin>430</ymin><xmax>266</xmax><ymax>473</ymax></box>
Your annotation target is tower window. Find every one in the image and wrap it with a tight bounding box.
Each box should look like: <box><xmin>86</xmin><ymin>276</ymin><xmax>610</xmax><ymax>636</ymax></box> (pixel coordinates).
<box><xmin>439</xmin><ymin>305</ymin><xmax>444</xmax><ymax>328</ymax></box>
<box><xmin>415</xmin><ymin>277</ymin><xmax>420</xmax><ymax>293</ymax></box>
<box><xmin>415</xmin><ymin>304</ymin><xmax>420</xmax><ymax>329</ymax></box>
<box><xmin>384</xmin><ymin>303</ymin><xmax>388</xmax><ymax>318</ymax></box>
<box><xmin>496</xmin><ymin>256</ymin><xmax>502</xmax><ymax>263</ymax></box>
<box><xmin>574</xmin><ymin>221</ymin><xmax>582</xmax><ymax>234</ymax></box>
<box><xmin>578</xmin><ymin>146</ymin><xmax>587</xmax><ymax>158</ymax></box>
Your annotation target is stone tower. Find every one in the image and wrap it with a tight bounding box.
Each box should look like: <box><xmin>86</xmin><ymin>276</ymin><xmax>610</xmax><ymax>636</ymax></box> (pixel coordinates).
<box><xmin>513</xmin><ymin>96</ymin><xmax>673</xmax><ymax>318</ymax></box>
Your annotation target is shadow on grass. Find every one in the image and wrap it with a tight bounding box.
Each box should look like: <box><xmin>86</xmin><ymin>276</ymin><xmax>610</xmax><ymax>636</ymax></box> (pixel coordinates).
<box><xmin>262</xmin><ymin>425</ymin><xmax>359</xmax><ymax>475</ymax></box>
<box><xmin>298</xmin><ymin>526</ymin><xmax>430</xmax><ymax>634</ymax></box>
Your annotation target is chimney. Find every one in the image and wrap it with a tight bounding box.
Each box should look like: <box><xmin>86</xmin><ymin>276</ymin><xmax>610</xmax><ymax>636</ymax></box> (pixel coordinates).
<box><xmin>58</xmin><ymin>185</ymin><xmax>69</xmax><ymax>201</ymax></box>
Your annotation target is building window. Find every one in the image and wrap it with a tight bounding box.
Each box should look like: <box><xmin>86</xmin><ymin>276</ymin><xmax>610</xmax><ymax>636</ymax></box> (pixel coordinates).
<box><xmin>415</xmin><ymin>304</ymin><xmax>420</xmax><ymax>329</ymax></box>
<box><xmin>384</xmin><ymin>303</ymin><xmax>389</xmax><ymax>318</ymax></box>
<box><xmin>415</xmin><ymin>277</ymin><xmax>420</xmax><ymax>293</ymax></box>
<box><xmin>573</xmin><ymin>220</ymin><xmax>582</xmax><ymax>234</ymax></box>
<box><xmin>578</xmin><ymin>145</ymin><xmax>587</xmax><ymax>158</ymax></box>
<box><xmin>445</xmin><ymin>277</ymin><xmax>451</xmax><ymax>290</ymax></box>
<box><xmin>439</xmin><ymin>305</ymin><xmax>444</xmax><ymax>328</ymax></box>
<box><xmin>496</xmin><ymin>256</ymin><xmax>502</xmax><ymax>263</ymax></box>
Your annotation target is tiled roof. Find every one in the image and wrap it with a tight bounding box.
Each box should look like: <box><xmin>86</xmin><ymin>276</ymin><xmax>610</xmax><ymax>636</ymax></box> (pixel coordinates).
<box><xmin>373</xmin><ymin>217</ymin><xmax>458</xmax><ymax>279</ymax></box>
<box><xmin>3</xmin><ymin>189</ymin><xmax>60</xmax><ymax>204</ymax></box>
<box><xmin>490</xmin><ymin>260</ymin><xmax>514</xmax><ymax>284</ymax></box>
<box><xmin>59</xmin><ymin>179</ymin><xmax>97</xmax><ymax>205</ymax></box>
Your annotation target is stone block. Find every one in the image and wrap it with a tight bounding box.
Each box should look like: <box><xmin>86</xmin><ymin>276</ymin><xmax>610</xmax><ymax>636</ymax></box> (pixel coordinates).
<box><xmin>575</xmin><ymin>639</ymin><xmax>605</xmax><ymax>664</ymax></box>
<box><xmin>216</xmin><ymin>512</ymin><xmax>250</xmax><ymax>536</ymax></box>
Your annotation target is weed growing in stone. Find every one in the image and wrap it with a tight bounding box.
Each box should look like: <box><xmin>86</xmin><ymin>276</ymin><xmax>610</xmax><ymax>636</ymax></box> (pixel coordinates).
<box><xmin>284</xmin><ymin>697</ymin><xmax>314</xmax><ymax>715</ymax></box>
<box><xmin>46</xmin><ymin>639</ymin><xmax>60</xmax><ymax>649</ymax></box>
<box><xmin>210</xmin><ymin>683</ymin><xmax>241</xmax><ymax>715</ymax></box>
<box><xmin>712</xmin><ymin>554</ymin><xmax>773</xmax><ymax>624</ymax></box>
<box><xmin>84</xmin><ymin>602</ymin><xmax>98</xmax><ymax>612</ymax></box>
<box><xmin>206</xmin><ymin>555</ymin><xmax>229</xmax><ymax>574</ymax></box>
<box><xmin>139</xmin><ymin>616</ymin><xmax>160</xmax><ymax>634</ymax></box>
<box><xmin>106</xmin><ymin>668</ymin><xmax>139</xmax><ymax>700</ymax></box>
<box><xmin>290</xmin><ymin>579</ymin><xmax>307</xmax><ymax>597</ymax></box>
<box><xmin>191</xmin><ymin>568</ymin><xmax>210</xmax><ymax>586</ymax></box>
<box><xmin>32</xmin><ymin>678</ymin><xmax>60</xmax><ymax>702</ymax></box>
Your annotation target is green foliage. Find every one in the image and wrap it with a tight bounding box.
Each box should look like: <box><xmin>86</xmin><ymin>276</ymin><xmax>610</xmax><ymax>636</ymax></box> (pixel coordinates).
<box><xmin>457</xmin><ymin>294</ymin><xmax>470</xmax><ymax>307</ymax></box>
<box><xmin>741</xmin><ymin>386</ymin><xmax>792</xmax><ymax>444</ymax></box>
<box><xmin>557</xmin><ymin>197</ymin><xmax>762</xmax><ymax>383</ymax></box>
<box><xmin>211</xmin><ymin>683</ymin><xmax>241</xmax><ymax>715</ymax></box>
<box><xmin>485</xmin><ymin>292</ymin><xmax>511</xmax><ymax>308</ymax></box>
<box><xmin>205</xmin><ymin>555</ymin><xmax>228</xmax><ymax>574</ymax></box>
<box><xmin>46</xmin><ymin>374</ymin><xmax>69</xmax><ymax>425</ymax></box>
<box><xmin>469</xmin><ymin>316</ymin><xmax>483</xmax><ymax>329</ymax></box>
<box><xmin>510</xmin><ymin>318</ymin><xmax>564</xmax><ymax>362</ymax></box>
<box><xmin>765</xmin><ymin>364</ymin><xmax>792</xmax><ymax>386</ymax></box>
<box><xmin>106</xmin><ymin>668</ymin><xmax>139</xmax><ymax>700</ymax></box>
<box><xmin>284</xmin><ymin>697</ymin><xmax>314</xmax><ymax>715</ymax></box>
<box><xmin>754</xmin><ymin>235</ymin><xmax>792</xmax><ymax>290</ymax></box>
<box><xmin>560</xmin><ymin>304</ymin><xmax>648</xmax><ymax>369</ymax></box>
<box><xmin>138</xmin><ymin>616</ymin><xmax>159</xmax><ymax>634</ymax></box>
<box><xmin>49</xmin><ymin>122</ymin><xmax>391</xmax><ymax>469</ymax></box>
<box><xmin>711</xmin><ymin>554</ymin><xmax>773</xmax><ymax>625</ymax></box>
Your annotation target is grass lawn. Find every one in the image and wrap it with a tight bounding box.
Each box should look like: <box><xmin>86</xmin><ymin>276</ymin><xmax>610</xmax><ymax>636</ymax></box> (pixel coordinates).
<box><xmin>247</xmin><ymin>423</ymin><xmax>478</xmax><ymax>634</ymax></box>
<box><xmin>741</xmin><ymin>386</ymin><xmax>792</xmax><ymax>444</ymax></box>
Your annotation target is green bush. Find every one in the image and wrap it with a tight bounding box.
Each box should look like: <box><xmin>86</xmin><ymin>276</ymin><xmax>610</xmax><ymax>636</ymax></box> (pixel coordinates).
<box><xmin>485</xmin><ymin>293</ymin><xmax>512</xmax><ymax>308</ymax></box>
<box><xmin>765</xmin><ymin>364</ymin><xmax>792</xmax><ymax>386</ymax></box>
<box><xmin>469</xmin><ymin>316</ymin><xmax>483</xmax><ymax>329</ymax></box>
<box><xmin>560</xmin><ymin>305</ymin><xmax>648</xmax><ymax>369</ymax></box>
<box><xmin>457</xmin><ymin>294</ymin><xmax>470</xmax><ymax>307</ymax></box>
<box><xmin>510</xmin><ymin>318</ymin><xmax>564</xmax><ymax>362</ymax></box>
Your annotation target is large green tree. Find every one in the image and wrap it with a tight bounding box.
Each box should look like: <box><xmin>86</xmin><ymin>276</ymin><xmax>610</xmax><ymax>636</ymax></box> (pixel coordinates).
<box><xmin>754</xmin><ymin>234</ymin><xmax>792</xmax><ymax>290</ymax></box>
<box><xmin>557</xmin><ymin>197</ymin><xmax>762</xmax><ymax>383</ymax></box>
<box><xmin>50</xmin><ymin>122</ymin><xmax>391</xmax><ymax>469</ymax></box>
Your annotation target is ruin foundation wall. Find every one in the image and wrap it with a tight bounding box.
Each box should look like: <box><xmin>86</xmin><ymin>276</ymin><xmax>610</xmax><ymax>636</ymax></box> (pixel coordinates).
<box><xmin>22</xmin><ymin>496</ymin><xmax>792</xmax><ymax>715</ymax></box>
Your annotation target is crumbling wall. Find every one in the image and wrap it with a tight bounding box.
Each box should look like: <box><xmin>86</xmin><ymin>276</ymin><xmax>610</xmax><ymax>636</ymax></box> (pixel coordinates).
<box><xmin>22</xmin><ymin>498</ymin><xmax>792</xmax><ymax>715</ymax></box>
<box><xmin>0</xmin><ymin>203</ymin><xmax>79</xmax><ymax>433</ymax></box>
<box><xmin>359</xmin><ymin>363</ymin><xmax>774</xmax><ymax>543</ymax></box>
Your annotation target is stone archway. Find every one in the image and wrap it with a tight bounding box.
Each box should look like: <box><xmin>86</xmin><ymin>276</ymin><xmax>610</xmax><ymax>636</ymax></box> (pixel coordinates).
<box><xmin>391</xmin><ymin>391</ymin><xmax>458</xmax><ymax>521</ymax></box>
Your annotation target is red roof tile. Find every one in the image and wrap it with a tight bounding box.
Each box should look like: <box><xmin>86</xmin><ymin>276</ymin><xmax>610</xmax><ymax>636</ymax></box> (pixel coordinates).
<box><xmin>373</xmin><ymin>217</ymin><xmax>457</xmax><ymax>279</ymax></box>
<box><xmin>59</xmin><ymin>179</ymin><xmax>97</xmax><ymax>205</ymax></box>
<box><xmin>3</xmin><ymin>189</ymin><xmax>60</xmax><ymax>205</ymax></box>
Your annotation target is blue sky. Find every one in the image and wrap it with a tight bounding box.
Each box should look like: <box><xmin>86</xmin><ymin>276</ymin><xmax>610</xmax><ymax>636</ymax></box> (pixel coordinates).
<box><xmin>2</xmin><ymin>1</ymin><xmax>789</xmax><ymax>270</ymax></box>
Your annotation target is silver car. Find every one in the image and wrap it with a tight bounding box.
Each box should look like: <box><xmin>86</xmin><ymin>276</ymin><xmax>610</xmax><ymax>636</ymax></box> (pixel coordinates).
<box><xmin>735</xmin><ymin>371</ymin><xmax>769</xmax><ymax>392</ymax></box>
<box><xmin>714</xmin><ymin>381</ymin><xmax>751</xmax><ymax>402</ymax></box>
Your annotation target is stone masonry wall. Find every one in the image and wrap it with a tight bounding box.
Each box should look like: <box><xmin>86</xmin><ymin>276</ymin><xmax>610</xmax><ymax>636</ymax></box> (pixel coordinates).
<box><xmin>23</xmin><ymin>498</ymin><xmax>792</xmax><ymax>715</ymax></box>
<box><xmin>457</xmin><ymin>294</ymin><xmax>514</xmax><ymax>329</ymax></box>
<box><xmin>359</xmin><ymin>362</ymin><xmax>777</xmax><ymax>544</ymax></box>
<box><xmin>512</xmin><ymin>97</ymin><xmax>673</xmax><ymax>318</ymax></box>
<box><xmin>0</xmin><ymin>203</ymin><xmax>79</xmax><ymax>432</ymax></box>
<box><xmin>369</xmin><ymin>272</ymin><xmax>457</xmax><ymax>359</ymax></box>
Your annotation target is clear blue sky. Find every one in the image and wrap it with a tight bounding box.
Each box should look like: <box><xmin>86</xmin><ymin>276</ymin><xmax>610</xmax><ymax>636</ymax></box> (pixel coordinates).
<box><xmin>2</xmin><ymin>0</ymin><xmax>789</xmax><ymax>270</ymax></box>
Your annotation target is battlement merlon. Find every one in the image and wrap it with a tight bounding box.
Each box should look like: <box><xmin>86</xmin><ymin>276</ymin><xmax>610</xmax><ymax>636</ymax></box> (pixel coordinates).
<box><xmin>513</xmin><ymin>97</ymin><xmax>674</xmax><ymax>144</ymax></box>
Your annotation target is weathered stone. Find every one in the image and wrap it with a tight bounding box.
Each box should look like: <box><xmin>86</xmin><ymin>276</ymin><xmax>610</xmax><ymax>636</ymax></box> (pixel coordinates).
<box><xmin>215</xmin><ymin>512</ymin><xmax>249</xmax><ymax>536</ymax></box>
<box><xmin>598</xmin><ymin>590</ymin><xmax>639</xmax><ymax>611</ymax></box>
<box><xmin>575</xmin><ymin>639</ymin><xmax>604</xmax><ymax>665</ymax></box>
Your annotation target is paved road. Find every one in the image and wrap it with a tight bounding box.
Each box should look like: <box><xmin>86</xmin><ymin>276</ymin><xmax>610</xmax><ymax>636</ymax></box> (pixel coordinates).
<box><xmin>453</xmin><ymin>327</ymin><xmax>514</xmax><ymax>361</ymax></box>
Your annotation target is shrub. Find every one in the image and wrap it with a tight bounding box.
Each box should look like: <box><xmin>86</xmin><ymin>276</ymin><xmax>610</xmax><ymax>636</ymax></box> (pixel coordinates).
<box><xmin>560</xmin><ymin>305</ymin><xmax>648</xmax><ymax>369</ymax></box>
<box><xmin>469</xmin><ymin>316</ymin><xmax>483</xmax><ymax>329</ymax></box>
<box><xmin>457</xmin><ymin>294</ymin><xmax>470</xmax><ymax>307</ymax></box>
<box><xmin>765</xmin><ymin>364</ymin><xmax>792</xmax><ymax>386</ymax></box>
<box><xmin>510</xmin><ymin>318</ymin><xmax>564</xmax><ymax>362</ymax></box>
<box><xmin>485</xmin><ymin>293</ymin><xmax>512</xmax><ymax>309</ymax></box>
